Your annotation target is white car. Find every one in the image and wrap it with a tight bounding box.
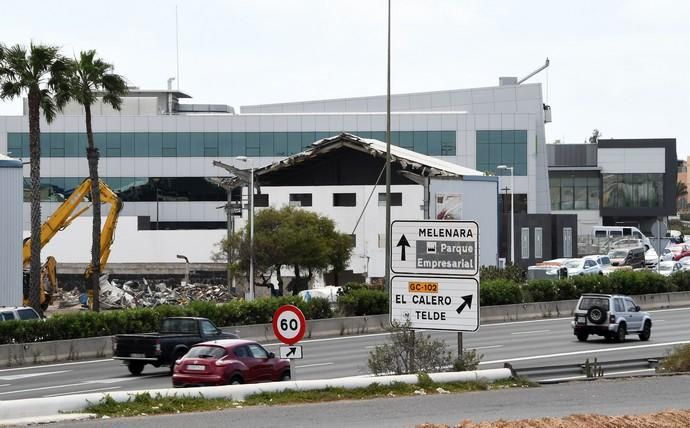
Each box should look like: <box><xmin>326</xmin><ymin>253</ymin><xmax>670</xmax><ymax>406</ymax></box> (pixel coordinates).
<box><xmin>583</xmin><ymin>255</ymin><xmax>614</xmax><ymax>275</ymax></box>
<box><xmin>564</xmin><ymin>258</ymin><xmax>603</xmax><ymax>276</ymax></box>
<box><xmin>678</xmin><ymin>256</ymin><xmax>690</xmax><ymax>271</ymax></box>
<box><xmin>657</xmin><ymin>261</ymin><xmax>683</xmax><ymax>276</ymax></box>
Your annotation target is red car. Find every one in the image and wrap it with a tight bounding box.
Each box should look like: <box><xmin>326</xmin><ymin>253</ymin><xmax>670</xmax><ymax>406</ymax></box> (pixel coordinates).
<box><xmin>671</xmin><ymin>244</ymin><xmax>690</xmax><ymax>261</ymax></box>
<box><xmin>172</xmin><ymin>339</ymin><xmax>291</xmax><ymax>387</ymax></box>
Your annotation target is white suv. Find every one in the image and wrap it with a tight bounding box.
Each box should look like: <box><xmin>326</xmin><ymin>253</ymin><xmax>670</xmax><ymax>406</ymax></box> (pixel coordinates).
<box><xmin>572</xmin><ymin>294</ymin><xmax>652</xmax><ymax>342</ymax></box>
<box><xmin>0</xmin><ymin>306</ymin><xmax>42</xmax><ymax>321</ymax></box>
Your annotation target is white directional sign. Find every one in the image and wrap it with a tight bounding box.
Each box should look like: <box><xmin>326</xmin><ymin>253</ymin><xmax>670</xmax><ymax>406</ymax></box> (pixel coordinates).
<box><xmin>390</xmin><ymin>275</ymin><xmax>479</xmax><ymax>331</ymax></box>
<box><xmin>279</xmin><ymin>345</ymin><xmax>303</xmax><ymax>359</ymax></box>
<box><xmin>391</xmin><ymin>220</ymin><xmax>479</xmax><ymax>276</ymax></box>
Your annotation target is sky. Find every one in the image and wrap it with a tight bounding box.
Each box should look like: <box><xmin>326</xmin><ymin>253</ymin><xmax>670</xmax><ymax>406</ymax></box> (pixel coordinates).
<box><xmin>2</xmin><ymin>0</ymin><xmax>689</xmax><ymax>157</ymax></box>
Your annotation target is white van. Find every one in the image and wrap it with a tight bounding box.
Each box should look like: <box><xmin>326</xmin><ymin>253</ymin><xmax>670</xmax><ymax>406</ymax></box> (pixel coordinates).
<box><xmin>591</xmin><ymin>226</ymin><xmax>651</xmax><ymax>250</ymax></box>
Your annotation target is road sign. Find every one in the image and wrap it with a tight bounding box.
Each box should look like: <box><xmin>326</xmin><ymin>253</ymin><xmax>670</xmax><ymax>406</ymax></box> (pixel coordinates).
<box><xmin>390</xmin><ymin>275</ymin><xmax>479</xmax><ymax>331</ymax></box>
<box><xmin>391</xmin><ymin>220</ymin><xmax>479</xmax><ymax>276</ymax></box>
<box><xmin>272</xmin><ymin>305</ymin><xmax>307</xmax><ymax>345</ymax></box>
<box><xmin>279</xmin><ymin>345</ymin><xmax>303</xmax><ymax>359</ymax></box>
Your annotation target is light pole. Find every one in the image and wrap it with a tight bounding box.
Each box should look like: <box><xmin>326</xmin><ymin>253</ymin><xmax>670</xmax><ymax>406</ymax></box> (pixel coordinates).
<box><xmin>497</xmin><ymin>165</ymin><xmax>514</xmax><ymax>264</ymax></box>
<box><xmin>176</xmin><ymin>254</ymin><xmax>189</xmax><ymax>284</ymax></box>
<box><xmin>236</xmin><ymin>156</ymin><xmax>255</xmax><ymax>301</ymax></box>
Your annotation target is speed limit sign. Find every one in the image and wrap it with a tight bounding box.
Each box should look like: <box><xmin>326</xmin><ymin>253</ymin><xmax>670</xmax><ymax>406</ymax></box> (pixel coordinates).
<box><xmin>272</xmin><ymin>305</ymin><xmax>307</xmax><ymax>345</ymax></box>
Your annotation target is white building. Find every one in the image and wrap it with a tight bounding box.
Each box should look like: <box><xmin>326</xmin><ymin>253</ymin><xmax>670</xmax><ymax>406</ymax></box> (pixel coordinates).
<box><xmin>0</xmin><ymin>78</ymin><xmax>550</xmax><ymax>278</ymax></box>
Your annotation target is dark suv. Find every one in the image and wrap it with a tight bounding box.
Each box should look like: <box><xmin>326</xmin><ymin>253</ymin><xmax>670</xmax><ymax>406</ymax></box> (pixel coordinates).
<box><xmin>572</xmin><ymin>293</ymin><xmax>652</xmax><ymax>342</ymax></box>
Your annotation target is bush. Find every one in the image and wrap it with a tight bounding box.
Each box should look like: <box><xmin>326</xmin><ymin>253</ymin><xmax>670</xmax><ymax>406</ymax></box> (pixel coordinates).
<box><xmin>452</xmin><ymin>349</ymin><xmax>483</xmax><ymax>371</ymax></box>
<box><xmin>658</xmin><ymin>344</ymin><xmax>690</xmax><ymax>373</ymax></box>
<box><xmin>606</xmin><ymin>270</ymin><xmax>672</xmax><ymax>295</ymax></box>
<box><xmin>480</xmin><ymin>263</ymin><xmax>525</xmax><ymax>283</ymax></box>
<box><xmin>669</xmin><ymin>271</ymin><xmax>690</xmax><ymax>292</ymax></box>
<box><xmin>522</xmin><ymin>279</ymin><xmax>559</xmax><ymax>302</ymax></box>
<box><xmin>337</xmin><ymin>288</ymin><xmax>388</xmax><ymax>316</ymax></box>
<box><xmin>480</xmin><ymin>279</ymin><xmax>523</xmax><ymax>306</ymax></box>
<box><xmin>570</xmin><ymin>274</ymin><xmax>610</xmax><ymax>295</ymax></box>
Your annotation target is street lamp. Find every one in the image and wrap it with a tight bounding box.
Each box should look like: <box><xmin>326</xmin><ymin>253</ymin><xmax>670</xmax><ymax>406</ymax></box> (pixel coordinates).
<box><xmin>497</xmin><ymin>165</ymin><xmax>514</xmax><ymax>264</ymax></box>
<box><xmin>236</xmin><ymin>156</ymin><xmax>255</xmax><ymax>301</ymax></box>
<box><xmin>176</xmin><ymin>254</ymin><xmax>189</xmax><ymax>284</ymax></box>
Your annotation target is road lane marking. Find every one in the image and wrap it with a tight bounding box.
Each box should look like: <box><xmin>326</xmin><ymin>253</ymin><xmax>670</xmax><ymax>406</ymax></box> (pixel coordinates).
<box><xmin>511</xmin><ymin>330</ymin><xmax>550</xmax><ymax>336</ymax></box>
<box><xmin>44</xmin><ymin>386</ymin><xmax>121</xmax><ymax>397</ymax></box>
<box><xmin>541</xmin><ymin>368</ymin><xmax>655</xmax><ymax>382</ymax></box>
<box><xmin>81</xmin><ymin>378</ymin><xmax>132</xmax><ymax>384</ymax></box>
<box><xmin>473</xmin><ymin>345</ymin><xmax>503</xmax><ymax>350</ymax></box>
<box><xmin>0</xmin><ymin>381</ymin><xmax>87</xmax><ymax>395</ymax></box>
<box><xmin>0</xmin><ymin>384</ymin><xmax>10</xmax><ymax>387</ymax></box>
<box><xmin>480</xmin><ymin>339</ymin><xmax>690</xmax><ymax>365</ymax></box>
<box><xmin>297</xmin><ymin>363</ymin><xmax>334</xmax><ymax>369</ymax></box>
<box><xmin>0</xmin><ymin>359</ymin><xmax>112</xmax><ymax>373</ymax></box>
<box><xmin>0</xmin><ymin>370</ymin><xmax>71</xmax><ymax>381</ymax></box>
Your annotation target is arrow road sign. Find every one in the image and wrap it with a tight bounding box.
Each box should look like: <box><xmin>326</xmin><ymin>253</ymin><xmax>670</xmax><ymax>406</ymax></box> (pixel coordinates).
<box><xmin>396</xmin><ymin>234</ymin><xmax>411</xmax><ymax>261</ymax></box>
<box><xmin>456</xmin><ymin>294</ymin><xmax>473</xmax><ymax>314</ymax></box>
<box><xmin>279</xmin><ymin>345</ymin><xmax>303</xmax><ymax>359</ymax></box>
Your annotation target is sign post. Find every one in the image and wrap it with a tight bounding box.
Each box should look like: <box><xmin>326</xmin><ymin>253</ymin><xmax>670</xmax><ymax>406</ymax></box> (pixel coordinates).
<box><xmin>272</xmin><ymin>305</ymin><xmax>306</xmax><ymax>380</ymax></box>
<box><xmin>390</xmin><ymin>220</ymin><xmax>481</xmax><ymax>354</ymax></box>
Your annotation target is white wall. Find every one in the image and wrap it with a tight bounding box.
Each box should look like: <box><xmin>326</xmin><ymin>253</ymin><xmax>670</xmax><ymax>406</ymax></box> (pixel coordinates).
<box><xmin>598</xmin><ymin>148</ymin><xmax>665</xmax><ymax>173</ymax></box>
<box><xmin>0</xmin><ymin>157</ymin><xmax>23</xmax><ymax>306</ymax></box>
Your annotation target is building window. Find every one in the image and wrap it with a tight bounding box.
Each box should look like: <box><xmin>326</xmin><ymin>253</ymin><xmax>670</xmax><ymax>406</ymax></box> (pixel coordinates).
<box><xmin>253</xmin><ymin>193</ymin><xmax>269</xmax><ymax>207</ymax></box>
<box><xmin>333</xmin><ymin>193</ymin><xmax>356</xmax><ymax>207</ymax></box>
<box><xmin>521</xmin><ymin>227</ymin><xmax>530</xmax><ymax>259</ymax></box>
<box><xmin>289</xmin><ymin>193</ymin><xmax>312</xmax><ymax>207</ymax></box>
<box><xmin>11</xmin><ymin>131</ymin><xmax>456</xmax><ymax>159</ymax></box>
<box><xmin>534</xmin><ymin>227</ymin><xmax>543</xmax><ymax>259</ymax></box>
<box><xmin>602</xmin><ymin>173</ymin><xmax>663</xmax><ymax>208</ymax></box>
<box><xmin>500</xmin><ymin>193</ymin><xmax>527</xmax><ymax>214</ymax></box>
<box><xmin>378</xmin><ymin>192</ymin><xmax>402</xmax><ymax>206</ymax></box>
<box><xmin>563</xmin><ymin>227</ymin><xmax>572</xmax><ymax>258</ymax></box>
<box><xmin>476</xmin><ymin>130</ymin><xmax>528</xmax><ymax>176</ymax></box>
<box><xmin>550</xmin><ymin>176</ymin><xmax>600</xmax><ymax>210</ymax></box>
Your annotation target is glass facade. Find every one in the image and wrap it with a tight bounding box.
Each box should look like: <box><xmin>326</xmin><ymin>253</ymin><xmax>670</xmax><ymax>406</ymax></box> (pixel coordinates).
<box><xmin>24</xmin><ymin>177</ymin><xmax>227</xmax><ymax>202</ymax></box>
<box><xmin>602</xmin><ymin>173</ymin><xmax>664</xmax><ymax>208</ymax></box>
<box><xmin>7</xmin><ymin>131</ymin><xmax>456</xmax><ymax>159</ymax></box>
<box><xmin>476</xmin><ymin>130</ymin><xmax>528</xmax><ymax>175</ymax></box>
<box><xmin>550</xmin><ymin>176</ymin><xmax>600</xmax><ymax>210</ymax></box>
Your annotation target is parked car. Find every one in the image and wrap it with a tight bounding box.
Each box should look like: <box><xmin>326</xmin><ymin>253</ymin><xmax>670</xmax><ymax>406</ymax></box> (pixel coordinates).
<box><xmin>657</xmin><ymin>260</ymin><xmax>683</xmax><ymax>277</ymax></box>
<box><xmin>0</xmin><ymin>306</ymin><xmax>42</xmax><ymax>321</ymax></box>
<box><xmin>607</xmin><ymin>247</ymin><xmax>645</xmax><ymax>268</ymax></box>
<box><xmin>670</xmin><ymin>244</ymin><xmax>690</xmax><ymax>261</ymax></box>
<box><xmin>527</xmin><ymin>258</ymin><xmax>571</xmax><ymax>280</ymax></box>
<box><xmin>113</xmin><ymin>317</ymin><xmax>239</xmax><ymax>375</ymax></box>
<box><xmin>571</xmin><ymin>293</ymin><xmax>652</xmax><ymax>342</ymax></box>
<box><xmin>667</xmin><ymin>229</ymin><xmax>685</xmax><ymax>244</ymax></box>
<box><xmin>582</xmin><ymin>255</ymin><xmax>614</xmax><ymax>275</ymax></box>
<box><xmin>677</xmin><ymin>256</ymin><xmax>690</xmax><ymax>271</ymax></box>
<box><xmin>172</xmin><ymin>339</ymin><xmax>291</xmax><ymax>387</ymax></box>
<box><xmin>564</xmin><ymin>258</ymin><xmax>602</xmax><ymax>276</ymax></box>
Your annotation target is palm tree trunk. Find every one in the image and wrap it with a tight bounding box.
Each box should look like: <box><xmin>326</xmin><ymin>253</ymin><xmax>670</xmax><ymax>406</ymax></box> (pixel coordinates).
<box><xmin>85</xmin><ymin>104</ymin><xmax>101</xmax><ymax>312</ymax></box>
<box><xmin>27</xmin><ymin>88</ymin><xmax>42</xmax><ymax>315</ymax></box>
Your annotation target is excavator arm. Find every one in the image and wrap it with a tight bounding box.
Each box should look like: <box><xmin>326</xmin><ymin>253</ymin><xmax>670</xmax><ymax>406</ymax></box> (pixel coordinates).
<box><xmin>22</xmin><ymin>178</ymin><xmax>123</xmax><ymax>308</ymax></box>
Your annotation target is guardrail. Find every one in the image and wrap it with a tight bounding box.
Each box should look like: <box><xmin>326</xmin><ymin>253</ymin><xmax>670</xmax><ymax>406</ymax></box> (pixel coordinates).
<box><xmin>506</xmin><ymin>357</ymin><xmax>664</xmax><ymax>383</ymax></box>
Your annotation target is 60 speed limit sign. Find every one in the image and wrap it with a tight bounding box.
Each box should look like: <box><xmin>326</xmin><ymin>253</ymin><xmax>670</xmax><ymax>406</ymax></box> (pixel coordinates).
<box><xmin>272</xmin><ymin>305</ymin><xmax>307</xmax><ymax>345</ymax></box>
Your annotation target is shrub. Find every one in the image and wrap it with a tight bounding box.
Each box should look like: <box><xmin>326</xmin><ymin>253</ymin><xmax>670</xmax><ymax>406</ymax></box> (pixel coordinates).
<box><xmin>522</xmin><ymin>279</ymin><xmax>559</xmax><ymax>302</ymax></box>
<box><xmin>570</xmin><ymin>274</ymin><xmax>610</xmax><ymax>295</ymax></box>
<box><xmin>670</xmin><ymin>271</ymin><xmax>690</xmax><ymax>292</ymax></box>
<box><xmin>606</xmin><ymin>270</ymin><xmax>671</xmax><ymax>295</ymax></box>
<box><xmin>480</xmin><ymin>263</ymin><xmax>525</xmax><ymax>283</ymax></box>
<box><xmin>658</xmin><ymin>344</ymin><xmax>690</xmax><ymax>373</ymax></box>
<box><xmin>337</xmin><ymin>288</ymin><xmax>388</xmax><ymax>316</ymax></box>
<box><xmin>452</xmin><ymin>349</ymin><xmax>483</xmax><ymax>371</ymax></box>
<box><xmin>480</xmin><ymin>279</ymin><xmax>523</xmax><ymax>306</ymax></box>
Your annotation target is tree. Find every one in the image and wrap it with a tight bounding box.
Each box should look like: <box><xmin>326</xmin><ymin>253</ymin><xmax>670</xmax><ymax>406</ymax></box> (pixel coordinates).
<box><xmin>65</xmin><ymin>50</ymin><xmax>127</xmax><ymax>311</ymax></box>
<box><xmin>677</xmin><ymin>181</ymin><xmax>688</xmax><ymax>211</ymax></box>
<box><xmin>0</xmin><ymin>43</ymin><xmax>69</xmax><ymax>314</ymax></box>
<box><xmin>220</xmin><ymin>206</ymin><xmax>354</xmax><ymax>295</ymax></box>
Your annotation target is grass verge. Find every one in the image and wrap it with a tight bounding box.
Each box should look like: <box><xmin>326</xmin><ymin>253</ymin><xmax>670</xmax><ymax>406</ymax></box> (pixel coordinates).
<box><xmin>83</xmin><ymin>377</ymin><xmax>534</xmax><ymax>418</ymax></box>
<box><xmin>658</xmin><ymin>343</ymin><xmax>690</xmax><ymax>373</ymax></box>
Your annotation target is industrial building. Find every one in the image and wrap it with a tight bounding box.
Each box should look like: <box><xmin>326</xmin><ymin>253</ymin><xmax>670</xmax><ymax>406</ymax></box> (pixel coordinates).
<box><xmin>0</xmin><ymin>154</ymin><xmax>23</xmax><ymax>306</ymax></box>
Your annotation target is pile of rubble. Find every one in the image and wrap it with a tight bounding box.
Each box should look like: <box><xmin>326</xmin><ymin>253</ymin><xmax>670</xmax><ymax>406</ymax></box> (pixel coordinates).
<box><xmin>57</xmin><ymin>275</ymin><xmax>235</xmax><ymax>309</ymax></box>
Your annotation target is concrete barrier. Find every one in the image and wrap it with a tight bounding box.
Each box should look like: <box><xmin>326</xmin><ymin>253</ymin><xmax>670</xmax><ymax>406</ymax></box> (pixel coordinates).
<box><xmin>2</xmin><ymin>291</ymin><xmax>690</xmax><ymax>367</ymax></box>
<box><xmin>0</xmin><ymin>368</ymin><xmax>512</xmax><ymax>422</ymax></box>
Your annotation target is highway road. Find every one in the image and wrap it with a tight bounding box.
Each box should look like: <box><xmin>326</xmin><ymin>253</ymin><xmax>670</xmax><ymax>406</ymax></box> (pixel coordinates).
<box><xmin>51</xmin><ymin>375</ymin><xmax>690</xmax><ymax>428</ymax></box>
<box><xmin>2</xmin><ymin>307</ymin><xmax>690</xmax><ymax>401</ymax></box>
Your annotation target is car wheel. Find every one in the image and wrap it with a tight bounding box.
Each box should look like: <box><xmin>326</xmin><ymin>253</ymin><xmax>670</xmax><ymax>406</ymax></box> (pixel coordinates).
<box><xmin>281</xmin><ymin>370</ymin><xmax>291</xmax><ymax>381</ymax></box>
<box><xmin>128</xmin><ymin>361</ymin><xmax>145</xmax><ymax>376</ymax></box>
<box><xmin>576</xmin><ymin>332</ymin><xmax>588</xmax><ymax>342</ymax></box>
<box><xmin>228</xmin><ymin>375</ymin><xmax>243</xmax><ymax>385</ymax></box>
<box><xmin>586</xmin><ymin>306</ymin><xmax>607</xmax><ymax>325</ymax></box>
<box><xmin>639</xmin><ymin>321</ymin><xmax>651</xmax><ymax>341</ymax></box>
<box><xmin>616</xmin><ymin>323</ymin><xmax>627</xmax><ymax>343</ymax></box>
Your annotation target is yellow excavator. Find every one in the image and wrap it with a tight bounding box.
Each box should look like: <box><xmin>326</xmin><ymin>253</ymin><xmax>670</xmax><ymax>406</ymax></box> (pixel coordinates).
<box><xmin>22</xmin><ymin>178</ymin><xmax>123</xmax><ymax>311</ymax></box>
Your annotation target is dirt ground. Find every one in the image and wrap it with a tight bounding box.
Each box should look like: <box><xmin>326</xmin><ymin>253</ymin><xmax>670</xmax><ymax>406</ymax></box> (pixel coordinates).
<box><xmin>417</xmin><ymin>409</ymin><xmax>690</xmax><ymax>428</ymax></box>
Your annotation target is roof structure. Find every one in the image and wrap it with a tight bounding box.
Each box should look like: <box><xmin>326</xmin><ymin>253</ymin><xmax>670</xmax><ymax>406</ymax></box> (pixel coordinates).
<box><xmin>257</xmin><ymin>132</ymin><xmax>482</xmax><ymax>178</ymax></box>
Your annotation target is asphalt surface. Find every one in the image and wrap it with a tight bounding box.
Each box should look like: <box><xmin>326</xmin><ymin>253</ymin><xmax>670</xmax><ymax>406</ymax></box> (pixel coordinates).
<box><xmin>2</xmin><ymin>307</ymin><xmax>690</xmax><ymax>401</ymax></box>
<box><xmin>51</xmin><ymin>375</ymin><xmax>690</xmax><ymax>428</ymax></box>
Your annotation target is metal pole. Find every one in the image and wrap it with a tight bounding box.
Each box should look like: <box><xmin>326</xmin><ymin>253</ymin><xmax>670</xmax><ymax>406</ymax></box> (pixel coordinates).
<box><xmin>457</xmin><ymin>332</ymin><xmax>463</xmax><ymax>358</ymax></box>
<box><xmin>289</xmin><ymin>359</ymin><xmax>296</xmax><ymax>381</ymax></box>
<box><xmin>249</xmin><ymin>167</ymin><xmax>255</xmax><ymax>301</ymax></box>
<box><xmin>226</xmin><ymin>190</ymin><xmax>233</xmax><ymax>292</ymax></box>
<box><xmin>384</xmin><ymin>0</ymin><xmax>391</xmax><ymax>295</ymax></box>
<box><xmin>510</xmin><ymin>166</ymin><xmax>515</xmax><ymax>264</ymax></box>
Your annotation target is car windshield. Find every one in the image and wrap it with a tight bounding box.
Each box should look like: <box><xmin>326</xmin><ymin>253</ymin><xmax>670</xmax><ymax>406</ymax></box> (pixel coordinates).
<box><xmin>186</xmin><ymin>346</ymin><xmax>226</xmax><ymax>359</ymax></box>
<box><xmin>578</xmin><ymin>297</ymin><xmax>610</xmax><ymax>311</ymax></box>
<box><xmin>609</xmin><ymin>250</ymin><xmax>628</xmax><ymax>258</ymax></box>
<box><xmin>565</xmin><ymin>260</ymin><xmax>583</xmax><ymax>269</ymax></box>
<box><xmin>17</xmin><ymin>308</ymin><xmax>39</xmax><ymax>320</ymax></box>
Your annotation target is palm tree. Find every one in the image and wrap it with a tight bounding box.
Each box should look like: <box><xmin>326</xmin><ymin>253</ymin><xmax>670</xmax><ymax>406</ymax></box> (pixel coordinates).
<box><xmin>65</xmin><ymin>50</ymin><xmax>127</xmax><ymax>311</ymax></box>
<box><xmin>0</xmin><ymin>43</ymin><xmax>69</xmax><ymax>314</ymax></box>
